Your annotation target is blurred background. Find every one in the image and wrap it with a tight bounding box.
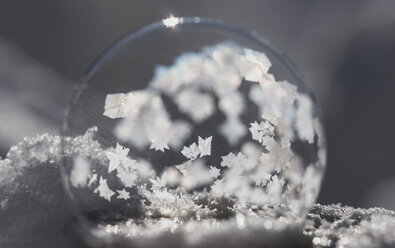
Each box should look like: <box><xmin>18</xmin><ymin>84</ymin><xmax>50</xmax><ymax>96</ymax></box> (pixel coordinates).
<box><xmin>0</xmin><ymin>0</ymin><xmax>394</xmax><ymax>210</ymax></box>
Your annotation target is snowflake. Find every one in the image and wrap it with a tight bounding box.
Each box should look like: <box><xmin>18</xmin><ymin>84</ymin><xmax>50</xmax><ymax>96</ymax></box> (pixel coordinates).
<box><xmin>168</xmin><ymin>121</ymin><xmax>191</xmax><ymax>149</ymax></box>
<box><xmin>181</xmin><ymin>142</ymin><xmax>200</xmax><ymax>160</ymax></box>
<box><xmin>148</xmin><ymin>116</ymin><xmax>172</xmax><ymax>152</ymax></box>
<box><xmin>175</xmin><ymin>163</ymin><xmax>188</xmax><ymax>175</ymax></box>
<box><xmin>250</xmin><ymin>171</ymin><xmax>271</xmax><ymax>186</ymax></box>
<box><xmin>180</xmin><ymin>160</ymin><xmax>213</xmax><ymax>190</ymax></box>
<box><xmin>176</xmin><ymin>90</ymin><xmax>215</xmax><ymax>123</ymax></box>
<box><xmin>70</xmin><ymin>156</ymin><xmax>90</xmax><ymax>188</ymax></box>
<box><xmin>218</xmin><ymin>91</ymin><xmax>244</xmax><ymax>117</ymax></box>
<box><xmin>117</xmin><ymin>167</ymin><xmax>138</xmax><ymax>188</ymax></box>
<box><xmin>150</xmin><ymin>140</ymin><xmax>170</xmax><ymax>152</ymax></box>
<box><xmin>105</xmin><ymin>143</ymin><xmax>131</xmax><ymax>173</ymax></box>
<box><xmin>220</xmin><ymin>152</ymin><xmax>237</xmax><ymax>167</ymax></box>
<box><xmin>94</xmin><ymin>177</ymin><xmax>115</xmax><ymax>202</ymax></box>
<box><xmin>198</xmin><ymin>136</ymin><xmax>212</xmax><ymax>157</ymax></box>
<box><xmin>209</xmin><ymin>166</ymin><xmax>221</xmax><ymax>178</ymax></box>
<box><xmin>249</xmin><ymin>121</ymin><xmax>275</xmax><ymax>145</ymax></box>
<box><xmin>219</xmin><ymin>117</ymin><xmax>246</xmax><ymax>146</ymax></box>
<box><xmin>150</xmin><ymin>175</ymin><xmax>167</xmax><ymax>189</ymax></box>
<box><xmin>220</xmin><ymin>152</ymin><xmax>247</xmax><ymax>169</ymax></box>
<box><xmin>117</xmin><ymin>189</ymin><xmax>131</xmax><ymax>200</ymax></box>
<box><xmin>103</xmin><ymin>93</ymin><xmax>130</xmax><ymax>119</ymax></box>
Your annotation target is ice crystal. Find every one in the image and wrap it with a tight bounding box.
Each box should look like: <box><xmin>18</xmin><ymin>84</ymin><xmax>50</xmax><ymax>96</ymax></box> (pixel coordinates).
<box><xmin>149</xmin><ymin>175</ymin><xmax>167</xmax><ymax>189</ymax></box>
<box><xmin>219</xmin><ymin>117</ymin><xmax>247</xmax><ymax>145</ymax></box>
<box><xmin>116</xmin><ymin>189</ymin><xmax>131</xmax><ymax>200</ymax></box>
<box><xmin>209</xmin><ymin>166</ymin><xmax>221</xmax><ymax>178</ymax></box>
<box><xmin>197</xmin><ymin>136</ymin><xmax>212</xmax><ymax>157</ymax></box>
<box><xmin>105</xmin><ymin>143</ymin><xmax>131</xmax><ymax>173</ymax></box>
<box><xmin>181</xmin><ymin>142</ymin><xmax>200</xmax><ymax>160</ymax></box>
<box><xmin>103</xmin><ymin>93</ymin><xmax>130</xmax><ymax>119</ymax></box>
<box><xmin>70</xmin><ymin>156</ymin><xmax>90</xmax><ymax>188</ymax></box>
<box><xmin>249</xmin><ymin>120</ymin><xmax>275</xmax><ymax>145</ymax></box>
<box><xmin>220</xmin><ymin>153</ymin><xmax>237</xmax><ymax>168</ymax></box>
<box><xmin>94</xmin><ymin>177</ymin><xmax>115</xmax><ymax>202</ymax></box>
<box><xmin>176</xmin><ymin>90</ymin><xmax>215</xmax><ymax>123</ymax></box>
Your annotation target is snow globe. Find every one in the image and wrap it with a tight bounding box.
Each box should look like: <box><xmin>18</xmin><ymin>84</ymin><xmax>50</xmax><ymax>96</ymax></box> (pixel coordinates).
<box><xmin>61</xmin><ymin>17</ymin><xmax>326</xmax><ymax>247</ymax></box>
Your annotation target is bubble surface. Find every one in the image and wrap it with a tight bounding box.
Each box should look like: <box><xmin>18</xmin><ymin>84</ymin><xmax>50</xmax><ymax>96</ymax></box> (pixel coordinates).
<box><xmin>61</xmin><ymin>17</ymin><xmax>326</xmax><ymax>246</ymax></box>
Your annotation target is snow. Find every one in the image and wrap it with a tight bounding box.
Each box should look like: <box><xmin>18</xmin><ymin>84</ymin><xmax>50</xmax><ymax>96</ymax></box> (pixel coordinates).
<box><xmin>219</xmin><ymin>117</ymin><xmax>247</xmax><ymax>146</ymax></box>
<box><xmin>249</xmin><ymin>120</ymin><xmax>275</xmax><ymax>145</ymax></box>
<box><xmin>94</xmin><ymin>177</ymin><xmax>115</xmax><ymax>202</ymax></box>
<box><xmin>105</xmin><ymin>143</ymin><xmax>131</xmax><ymax>173</ymax></box>
<box><xmin>176</xmin><ymin>90</ymin><xmax>215</xmax><ymax>123</ymax></box>
<box><xmin>198</xmin><ymin>136</ymin><xmax>212</xmax><ymax>157</ymax></box>
<box><xmin>181</xmin><ymin>142</ymin><xmax>200</xmax><ymax>160</ymax></box>
<box><xmin>209</xmin><ymin>166</ymin><xmax>221</xmax><ymax>178</ymax></box>
<box><xmin>116</xmin><ymin>189</ymin><xmax>131</xmax><ymax>200</ymax></box>
<box><xmin>70</xmin><ymin>156</ymin><xmax>90</xmax><ymax>188</ymax></box>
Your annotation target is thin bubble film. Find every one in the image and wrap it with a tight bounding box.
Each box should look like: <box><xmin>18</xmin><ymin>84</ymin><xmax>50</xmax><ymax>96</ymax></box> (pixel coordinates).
<box><xmin>61</xmin><ymin>39</ymin><xmax>326</xmax><ymax>245</ymax></box>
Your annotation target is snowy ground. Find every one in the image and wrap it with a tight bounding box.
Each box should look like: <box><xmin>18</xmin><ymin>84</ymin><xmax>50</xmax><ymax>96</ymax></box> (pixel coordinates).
<box><xmin>0</xmin><ymin>135</ymin><xmax>394</xmax><ymax>248</ymax></box>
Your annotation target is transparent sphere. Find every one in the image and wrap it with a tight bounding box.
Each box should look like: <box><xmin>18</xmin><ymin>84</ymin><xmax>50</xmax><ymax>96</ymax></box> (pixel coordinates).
<box><xmin>61</xmin><ymin>17</ymin><xmax>326</xmax><ymax>245</ymax></box>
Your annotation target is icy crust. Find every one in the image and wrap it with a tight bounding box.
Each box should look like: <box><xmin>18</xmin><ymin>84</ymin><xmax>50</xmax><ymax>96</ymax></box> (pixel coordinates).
<box><xmin>304</xmin><ymin>204</ymin><xmax>395</xmax><ymax>248</ymax></box>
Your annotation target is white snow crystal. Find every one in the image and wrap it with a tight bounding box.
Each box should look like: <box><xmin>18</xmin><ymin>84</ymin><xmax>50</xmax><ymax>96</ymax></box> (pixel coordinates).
<box><xmin>180</xmin><ymin>160</ymin><xmax>212</xmax><ymax>190</ymax></box>
<box><xmin>95</xmin><ymin>177</ymin><xmax>115</xmax><ymax>201</ymax></box>
<box><xmin>103</xmin><ymin>93</ymin><xmax>130</xmax><ymax>119</ymax></box>
<box><xmin>209</xmin><ymin>166</ymin><xmax>221</xmax><ymax>178</ymax></box>
<box><xmin>249</xmin><ymin>121</ymin><xmax>275</xmax><ymax>145</ymax></box>
<box><xmin>198</xmin><ymin>136</ymin><xmax>212</xmax><ymax>157</ymax></box>
<box><xmin>295</xmin><ymin>94</ymin><xmax>315</xmax><ymax>144</ymax></box>
<box><xmin>70</xmin><ymin>156</ymin><xmax>90</xmax><ymax>188</ymax></box>
<box><xmin>117</xmin><ymin>189</ymin><xmax>131</xmax><ymax>200</ymax></box>
<box><xmin>175</xmin><ymin>163</ymin><xmax>188</xmax><ymax>176</ymax></box>
<box><xmin>105</xmin><ymin>143</ymin><xmax>131</xmax><ymax>173</ymax></box>
<box><xmin>219</xmin><ymin>117</ymin><xmax>247</xmax><ymax>145</ymax></box>
<box><xmin>150</xmin><ymin>140</ymin><xmax>170</xmax><ymax>152</ymax></box>
<box><xmin>221</xmin><ymin>153</ymin><xmax>237</xmax><ymax>168</ymax></box>
<box><xmin>176</xmin><ymin>90</ymin><xmax>214</xmax><ymax>123</ymax></box>
<box><xmin>168</xmin><ymin>121</ymin><xmax>191</xmax><ymax>150</ymax></box>
<box><xmin>218</xmin><ymin>91</ymin><xmax>244</xmax><ymax>117</ymax></box>
<box><xmin>150</xmin><ymin>175</ymin><xmax>167</xmax><ymax>189</ymax></box>
<box><xmin>181</xmin><ymin>142</ymin><xmax>200</xmax><ymax>160</ymax></box>
<box><xmin>117</xmin><ymin>167</ymin><xmax>138</xmax><ymax>188</ymax></box>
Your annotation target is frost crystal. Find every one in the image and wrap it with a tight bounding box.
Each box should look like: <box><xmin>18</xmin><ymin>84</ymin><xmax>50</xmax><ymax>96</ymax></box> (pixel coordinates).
<box><xmin>198</xmin><ymin>136</ymin><xmax>212</xmax><ymax>157</ymax></box>
<box><xmin>181</xmin><ymin>142</ymin><xmax>200</xmax><ymax>160</ymax></box>
<box><xmin>95</xmin><ymin>177</ymin><xmax>115</xmax><ymax>201</ymax></box>
<box><xmin>149</xmin><ymin>175</ymin><xmax>167</xmax><ymax>189</ymax></box>
<box><xmin>105</xmin><ymin>143</ymin><xmax>131</xmax><ymax>173</ymax></box>
<box><xmin>116</xmin><ymin>189</ymin><xmax>131</xmax><ymax>200</ymax></box>
<box><xmin>220</xmin><ymin>153</ymin><xmax>237</xmax><ymax>168</ymax></box>
<box><xmin>103</xmin><ymin>93</ymin><xmax>130</xmax><ymax>119</ymax></box>
<box><xmin>219</xmin><ymin>117</ymin><xmax>246</xmax><ymax>146</ymax></box>
<box><xmin>209</xmin><ymin>166</ymin><xmax>221</xmax><ymax>178</ymax></box>
<box><xmin>249</xmin><ymin>120</ymin><xmax>275</xmax><ymax>145</ymax></box>
<box><xmin>70</xmin><ymin>156</ymin><xmax>90</xmax><ymax>188</ymax></box>
<box><xmin>176</xmin><ymin>90</ymin><xmax>215</xmax><ymax>123</ymax></box>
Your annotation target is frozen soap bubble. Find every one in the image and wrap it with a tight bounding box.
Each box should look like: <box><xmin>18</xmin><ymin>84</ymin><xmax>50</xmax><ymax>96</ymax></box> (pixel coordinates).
<box><xmin>61</xmin><ymin>17</ymin><xmax>326</xmax><ymax>246</ymax></box>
